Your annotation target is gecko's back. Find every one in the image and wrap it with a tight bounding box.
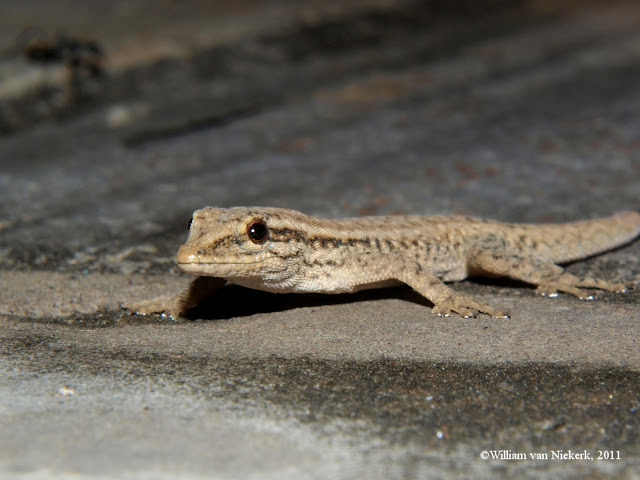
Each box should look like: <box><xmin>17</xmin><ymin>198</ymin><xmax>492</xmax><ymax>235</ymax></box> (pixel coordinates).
<box><xmin>330</xmin><ymin>210</ymin><xmax>640</xmax><ymax>266</ymax></box>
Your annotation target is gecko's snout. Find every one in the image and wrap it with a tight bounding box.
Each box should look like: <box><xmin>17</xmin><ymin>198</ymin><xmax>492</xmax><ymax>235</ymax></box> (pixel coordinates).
<box><xmin>176</xmin><ymin>245</ymin><xmax>199</xmax><ymax>265</ymax></box>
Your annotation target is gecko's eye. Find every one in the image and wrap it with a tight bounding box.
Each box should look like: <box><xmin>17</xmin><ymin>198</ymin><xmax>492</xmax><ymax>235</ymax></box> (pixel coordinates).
<box><xmin>187</xmin><ymin>217</ymin><xmax>193</xmax><ymax>231</ymax></box>
<box><xmin>247</xmin><ymin>220</ymin><xmax>268</xmax><ymax>244</ymax></box>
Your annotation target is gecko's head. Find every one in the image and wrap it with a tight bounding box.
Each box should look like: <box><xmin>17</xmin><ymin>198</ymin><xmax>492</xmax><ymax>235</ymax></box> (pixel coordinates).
<box><xmin>176</xmin><ymin>206</ymin><xmax>303</xmax><ymax>279</ymax></box>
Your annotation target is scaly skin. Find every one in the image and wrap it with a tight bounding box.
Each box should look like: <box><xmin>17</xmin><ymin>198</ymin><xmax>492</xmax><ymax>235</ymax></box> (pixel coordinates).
<box><xmin>126</xmin><ymin>207</ymin><xmax>640</xmax><ymax>319</ymax></box>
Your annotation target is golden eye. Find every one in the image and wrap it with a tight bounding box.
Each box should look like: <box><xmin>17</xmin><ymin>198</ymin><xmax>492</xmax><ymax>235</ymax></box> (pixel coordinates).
<box><xmin>246</xmin><ymin>220</ymin><xmax>268</xmax><ymax>244</ymax></box>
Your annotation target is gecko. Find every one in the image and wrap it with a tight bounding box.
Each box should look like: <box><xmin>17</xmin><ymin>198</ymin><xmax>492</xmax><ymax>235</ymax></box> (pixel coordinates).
<box><xmin>126</xmin><ymin>207</ymin><xmax>640</xmax><ymax>319</ymax></box>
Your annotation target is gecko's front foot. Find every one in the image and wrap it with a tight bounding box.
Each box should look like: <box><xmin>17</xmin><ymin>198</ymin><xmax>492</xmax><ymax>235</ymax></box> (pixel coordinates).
<box><xmin>123</xmin><ymin>296</ymin><xmax>185</xmax><ymax>320</ymax></box>
<box><xmin>123</xmin><ymin>276</ymin><xmax>225</xmax><ymax>320</ymax></box>
<box><xmin>432</xmin><ymin>296</ymin><xmax>510</xmax><ymax>319</ymax></box>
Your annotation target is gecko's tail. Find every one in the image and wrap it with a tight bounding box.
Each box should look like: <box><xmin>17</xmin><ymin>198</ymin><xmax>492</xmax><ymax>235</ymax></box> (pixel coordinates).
<box><xmin>538</xmin><ymin>211</ymin><xmax>640</xmax><ymax>264</ymax></box>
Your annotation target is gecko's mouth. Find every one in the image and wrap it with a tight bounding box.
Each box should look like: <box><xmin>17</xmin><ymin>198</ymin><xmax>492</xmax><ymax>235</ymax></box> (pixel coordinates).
<box><xmin>177</xmin><ymin>258</ymin><xmax>268</xmax><ymax>277</ymax></box>
<box><xmin>177</xmin><ymin>262</ymin><xmax>210</xmax><ymax>274</ymax></box>
<box><xmin>176</xmin><ymin>248</ymin><xmax>272</xmax><ymax>275</ymax></box>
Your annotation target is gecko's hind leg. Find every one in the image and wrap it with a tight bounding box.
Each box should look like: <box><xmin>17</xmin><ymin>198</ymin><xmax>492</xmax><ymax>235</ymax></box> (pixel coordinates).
<box><xmin>467</xmin><ymin>248</ymin><xmax>627</xmax><ymax>300</ymax></box>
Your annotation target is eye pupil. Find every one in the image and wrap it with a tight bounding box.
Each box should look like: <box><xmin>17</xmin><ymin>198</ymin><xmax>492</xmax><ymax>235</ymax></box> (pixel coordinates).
<box><xmin>247</xmin><ymin>221</ymin><xmax>268</xmax><ymax>243</ymax></box>
<box><xmin>187</xmin><ymin>217</ymin><xmax>193</xmax><ymax>231</ymax></box>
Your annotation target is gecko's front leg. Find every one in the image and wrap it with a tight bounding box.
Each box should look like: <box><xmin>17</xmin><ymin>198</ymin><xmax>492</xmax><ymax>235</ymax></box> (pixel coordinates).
<box><xmin>396</xmin><ymin>264</ymin><xmax>510</xmax><ymax>319</ymax></box>
<box><xmin>124</xmin><ymin>276</ymin><xmax>224</xmax><ymax>319</ymax></box>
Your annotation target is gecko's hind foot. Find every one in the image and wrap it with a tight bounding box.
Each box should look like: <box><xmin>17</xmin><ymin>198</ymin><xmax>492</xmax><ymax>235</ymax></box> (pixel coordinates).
<box><xmin>575</xmin><ymin>277</ymin><xmax>629</xmax><ymax>294</ymax></box>
<box><xmin>536</xmin><ymin>285</ymin><xmax>589</xmax><ymax>299</ymax></box>
<box><xmin>536</xmin><ymin>273</ymin><xmax>631</xmax><ymax>300</ymax></box>
<box><xmin>535</xmin><ymin>284</ymin><xmax>599</xmax><ymax>300</ymax></box>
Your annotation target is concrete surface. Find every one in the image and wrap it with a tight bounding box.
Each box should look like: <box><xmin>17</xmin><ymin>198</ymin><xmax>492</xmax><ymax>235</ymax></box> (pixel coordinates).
<box><xmin>1</xmin><ymin>1</ymin><xmax>639</xmax><ymax>479</ymax></box>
